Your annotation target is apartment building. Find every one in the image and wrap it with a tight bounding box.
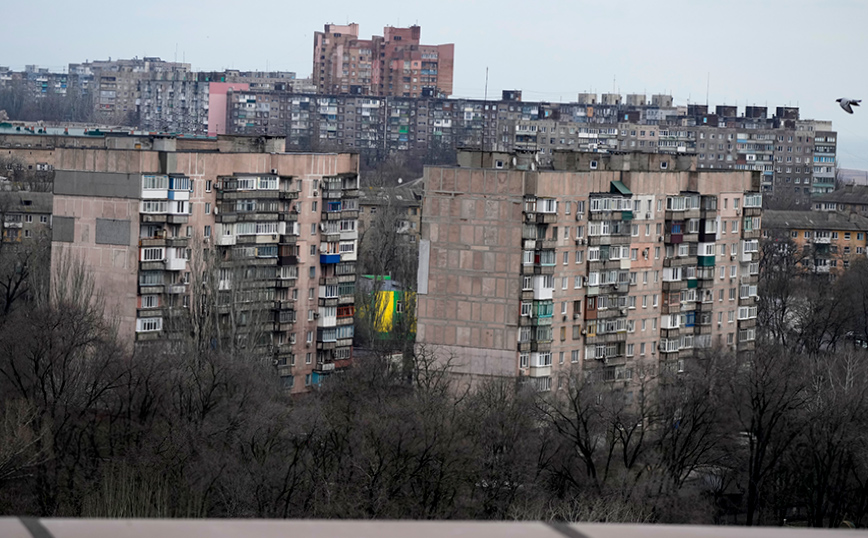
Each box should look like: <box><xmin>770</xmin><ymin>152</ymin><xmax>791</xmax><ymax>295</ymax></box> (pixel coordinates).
<box><xmin>0</xmin><ymin>191</ymin><xmax>52</xmax><ymax>242</ymax></box>
<box><xmin>45</xmin><ymin>134</ymin><xmax>359</xmax><ymax>393</ymax></box>
<box><xmin>415</xmin><ymin>150</ymin><xmax>762</xmax><ymax>390</ymax></box>
<box><xmin>762</xmin><ymin>210</ymin><xmax>868</xmax><ymax>275</ymax></box>
<box><xmin>358</xmin><ymin>178</ymin><xmax>423</xmax><ymax>245</ymax></box>
<box><xmin>813</xmin><ymin>185</ymin><xmax>868</xmax><ymax>216</ymax></box>
<box><xmin>313</xmin><ymin>24</ymin><xmax>454</xmax><ymax>98</ymax></box>
<box><xmin>224</xmin><ymin>91</ymin><xmax>834</xmax><ymax>203</ymax></box>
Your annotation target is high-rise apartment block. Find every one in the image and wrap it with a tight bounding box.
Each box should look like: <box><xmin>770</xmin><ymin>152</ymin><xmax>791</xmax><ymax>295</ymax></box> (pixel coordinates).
<box><xmin>313</xmin><ymin>24</ymin><xmax>454</xmax><ymax>98</ymax></box>
<box><xmin>43</xmin><ymin>134</ymin><xmax>359</xmax><ymax>393</ymax></box>
<box><xmin>416</xmin><ymin>150</ymin><xmax>762</xmax><ymax>390</ymax></box>
<box><xmin>225</xmin><ymin>92</ymin><xmax>834</xmax><ymax>201</ymax></box>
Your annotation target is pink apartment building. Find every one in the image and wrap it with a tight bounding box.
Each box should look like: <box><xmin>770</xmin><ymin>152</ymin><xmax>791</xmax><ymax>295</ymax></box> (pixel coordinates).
<box><xmin>49</xmin><ymin>135</ymin><xmax>360</xmax><ymax>393</ymax></box>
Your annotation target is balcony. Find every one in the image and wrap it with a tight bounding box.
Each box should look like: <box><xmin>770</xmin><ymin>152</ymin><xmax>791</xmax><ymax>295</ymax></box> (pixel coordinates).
<box><xmin>319</xmin><ymin>297</ymin><xmax>339</xmax><ymax>307</ymax></box>
<box><xmin>530</xmin><ymin>341</ymin><xmax>552</xmax><ymax>352</ymax></box>
<box><xmin>320</xmin><ymin>229</ymin><xmax>341</xmax><ymax>242</ymax></box>
<box><xmin>737</xmin><ymin>340</ymin><xmax>756</xmax><ymax>353</ymax></box>
<box><xmin>664</xmin><ymin>256</ymin><xmax>697</xmax><ymax>267</ymax></box>
<box><xmin>528</xmin><ymin>365</ymin><xmax>552</xmax><ymax>378</ymax></box>
<box><xmin>140</xmin><ymin>261</ymin><xmax>165</xmax><ymax>272</ymax></box>
<box><xmin>585</xmin><ymin>332</ymin><xmax>627</xmax><ymax>344</ymax></box>
<box><xmin>596</xmin><ymin>309</ymin><xmax>627</xmax><ymax>320</ymax></box>
<box><xmin>320</xmin><ymin>254</ymin><xmax>341</xmax><ymax>264</ymax></box>
<box><xmin>588</xmin><ymin>234</ymin><xmax>632</xmax><ymax>246</ymax></box>
<box><xmin>314</xmin><ymin>361</ymin><xmax>336</xmax><ymax>373</ymax></box>
<box><xmin>534</xmin><ymin>212</ymin><xmax>558</xmax><ymax>224</ymax></box>
<box><xmin>662</xmin><ymin>280</ymin><xmax>687</xmax><ymax>292</ymax></box>
<box><xmin>278</xmin><ymin>255</ymin><xmax>298</xmax><ymax>266</ymax></box>
<box><xmin>589</xmin><ymin>210</ymin><xmax>632</xmax><ymax>222</ymax></box>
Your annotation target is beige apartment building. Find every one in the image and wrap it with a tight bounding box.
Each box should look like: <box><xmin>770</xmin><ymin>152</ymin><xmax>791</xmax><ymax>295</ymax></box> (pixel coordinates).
<box><xmin>27</xmin><ymin>134</ymin><xmax>360</xmax><ymax>393</ymax></box>
<box><xmin>416</xmin><ymin>150</ymin><xmax>762</xmax><ymax>390</ymax></box>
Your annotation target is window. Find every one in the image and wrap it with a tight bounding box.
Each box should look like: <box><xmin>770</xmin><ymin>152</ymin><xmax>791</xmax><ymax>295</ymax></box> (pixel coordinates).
<box><xmin>136</xmin><ymin>317</ymin><xmax>162</xmax><ymax>332</ymax></box>
<box><xmin>206</xmin><ymin>180</ymin><xmax>212</xmax><ymax>192</ymax></box>
<box><xmin>205</xmin><ymin>203</ymin><xmax>211</xmax><ymax>215</ymax></box>
<box><xmin>142</xmin><ymin>247</ymin><xmax>164</xmax><ymax>261</ymax></box>
<box><xmin>141</xmin><ymin>295</ymin><xmax>159</xmax><ymax>308</ymax></box>
<box><xmin>40</xmin><ymin>215</ymin><xmax>48</xmax><ymax>224</ymax></box>
<box><xmin>571</xmin><ymin>349</ymin><xmax>580</xmax><ymax>363</ymax></box>
<box><xmin>204</xmin><ymin>225</ymin><xmax>211</xmax><ymax>238</ymax></box>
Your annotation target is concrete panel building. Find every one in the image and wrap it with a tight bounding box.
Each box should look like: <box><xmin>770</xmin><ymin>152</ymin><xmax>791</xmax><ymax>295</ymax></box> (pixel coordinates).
<box><xmin>313</xmin><ymin>24</ymin><xmax>454</xmax><ymax>98</ymax></box>
<box><xmin>416</xmin><ymin>150</ymin><xmax>762</xmax><ymax>390</ymax></box>
<box><xmin>44</xmin><ymin>134</ymin><xmax>359</xmax><ymax>393</ymax></box>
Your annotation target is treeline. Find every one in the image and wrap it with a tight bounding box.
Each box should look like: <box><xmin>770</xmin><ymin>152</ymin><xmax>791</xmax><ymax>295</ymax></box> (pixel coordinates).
<box><xmin>3</xmin><ymin>216</ymin><xmax>868</xmax><ymax>526</ymax></box>
<box><xmin>0</xmin><ymin>82</ymin><xmax>102</xmax><ymax>124</ymax></box>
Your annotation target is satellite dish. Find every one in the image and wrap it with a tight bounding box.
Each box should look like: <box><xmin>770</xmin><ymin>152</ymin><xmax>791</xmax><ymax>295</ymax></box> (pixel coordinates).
<box><xmin>397</xmin><ymin>178</ymin><xmax>403</xmax><ymax>184</ymax></box>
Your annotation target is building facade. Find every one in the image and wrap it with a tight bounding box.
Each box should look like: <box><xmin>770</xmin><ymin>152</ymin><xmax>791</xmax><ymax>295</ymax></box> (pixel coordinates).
<box><xmin>762</xmin><ymin>210</ymin><xmax>868</xmax><ymax>276</ymax></box>
<box><xmin>44</xmin><ymin>134</ymin><xmax>358</xmax><ymax>393</ymax></box>
<box><xmin>416</xmin><ymin>151</ymin><xmax>762</xmax><ymax>390</ymax></box>
<box><xmin>313</xmin><ymin>24</ymin><xmax>454</xmax><ymax>98</ymax></box>
<box><xmin>225</xmin><ymin>92</ymin><xmax>835</xmax><ymax>202</ymax></box>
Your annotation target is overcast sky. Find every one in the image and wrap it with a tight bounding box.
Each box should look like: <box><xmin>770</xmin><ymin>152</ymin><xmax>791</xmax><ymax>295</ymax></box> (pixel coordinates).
<box><xmin>4</xmin><ymin>0</ymin><xmax>868</xmax><ymax>168</ymax></box>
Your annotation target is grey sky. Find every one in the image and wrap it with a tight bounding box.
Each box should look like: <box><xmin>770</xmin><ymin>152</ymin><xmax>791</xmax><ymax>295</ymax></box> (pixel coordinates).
<box><xmin>4</xmin><ymin>0</ymin><xmax>868</xmax><ymax>168</ymax></box>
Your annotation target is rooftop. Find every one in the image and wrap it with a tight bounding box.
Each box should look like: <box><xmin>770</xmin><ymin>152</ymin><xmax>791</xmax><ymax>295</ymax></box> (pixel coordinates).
<box><xmin>763</xmin><ymin>209</ymin><xmax>868</xmax><ymax>232</ymax></box>
<box><xmin>813</xmin><ymin>185</ymin><xmax>868</xmax><ymax>205</ymax></box>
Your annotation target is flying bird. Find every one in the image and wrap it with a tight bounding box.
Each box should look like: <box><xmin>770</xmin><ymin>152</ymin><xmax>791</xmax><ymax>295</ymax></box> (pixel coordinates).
<box><xmin>837</xmin><ymin>98</ymin><xmax>861</xmax><ymax>114</ymax></box>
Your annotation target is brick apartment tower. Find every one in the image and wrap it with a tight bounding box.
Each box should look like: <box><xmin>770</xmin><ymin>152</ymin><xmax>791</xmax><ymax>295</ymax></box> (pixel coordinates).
<box><xmin>416</xmin><ymin>150</ymin><xmax>762</xmax><ymax>391</ymax></box>
<box><xmin>49</xmin><ymin>135</ymin><xmax>360</xmax><ymax>393</ymax></box>
<box><xmin>313</xmin><ymin>23</ymin><xmax>454</xmax><ymax>98</ymax></box>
